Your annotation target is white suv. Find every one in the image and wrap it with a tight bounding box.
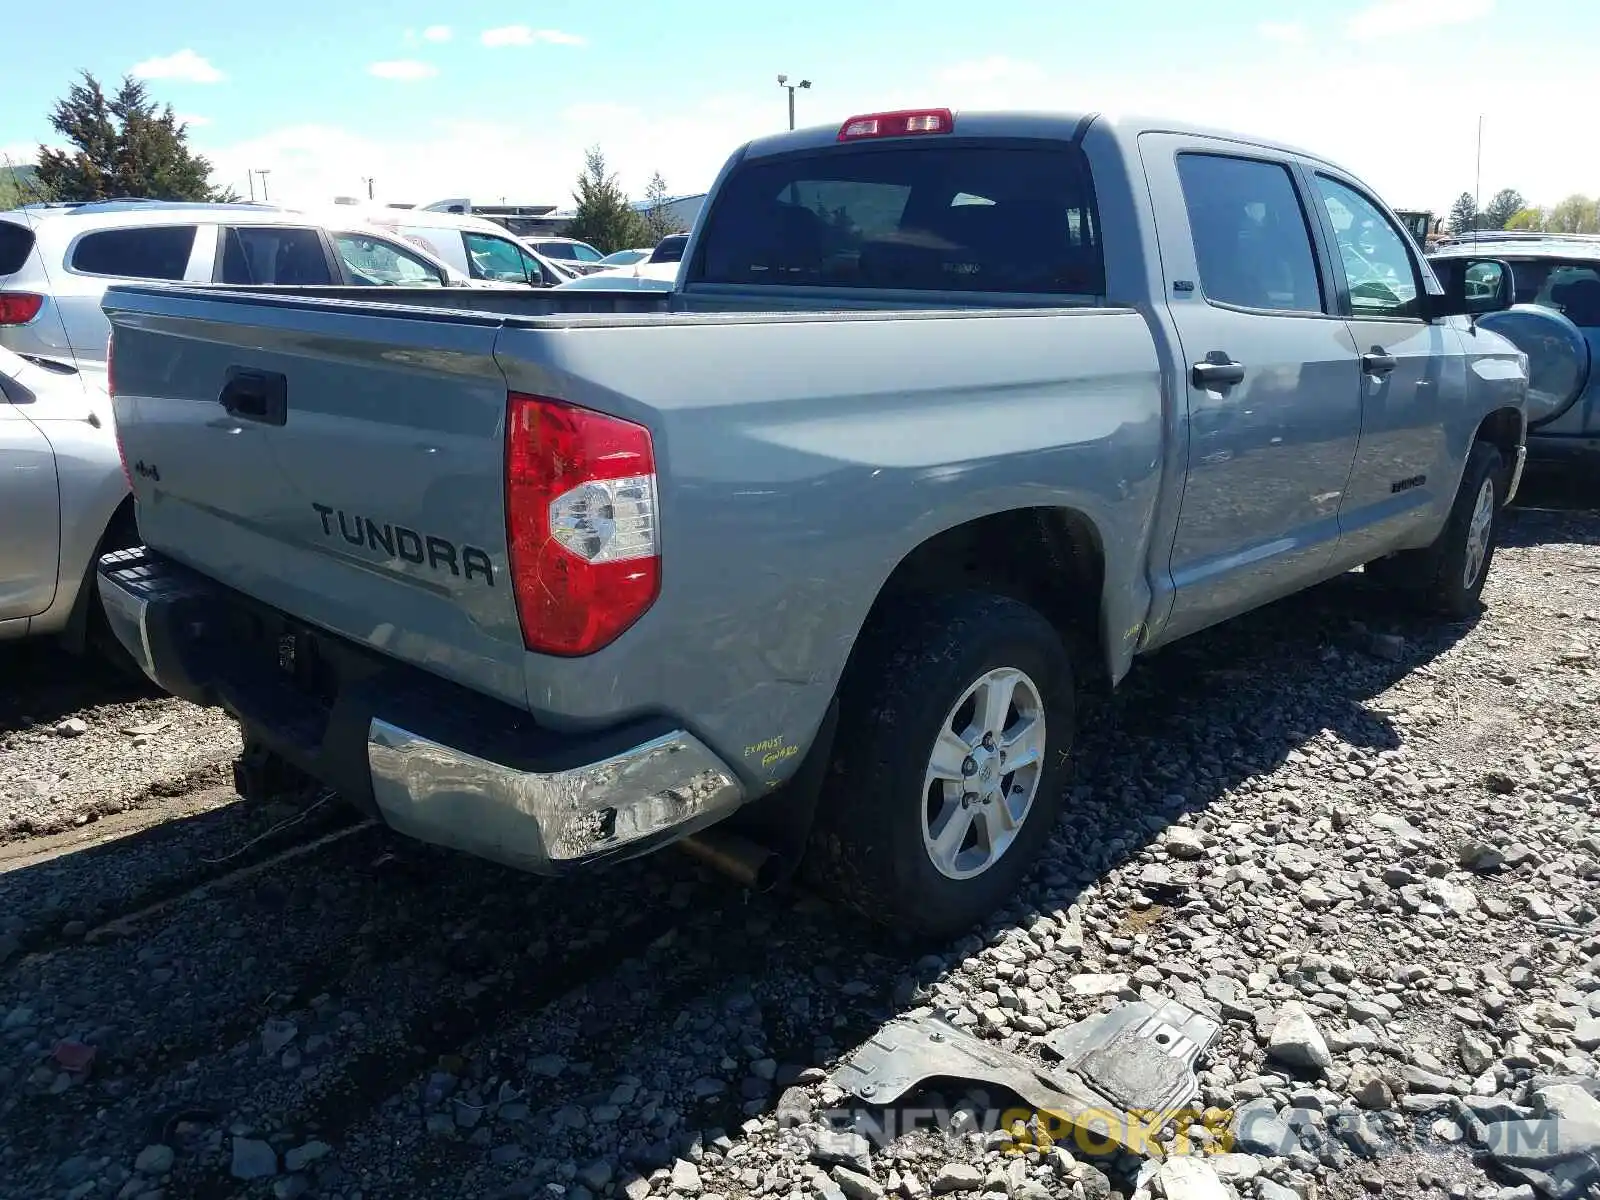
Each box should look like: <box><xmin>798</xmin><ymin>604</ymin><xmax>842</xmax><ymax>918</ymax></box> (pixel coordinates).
<box><xmin>0</xmin><ymin>200</ymin><xmax>485</xmax><ymax>380</ymax></box>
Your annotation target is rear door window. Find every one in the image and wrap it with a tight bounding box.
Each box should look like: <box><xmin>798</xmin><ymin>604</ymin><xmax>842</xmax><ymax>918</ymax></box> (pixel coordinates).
<box><xmin>71</xmin><ymin>226</ymin><xmax>197</xmax><ymax>280</ymax></box>
<box><xmin>0</xmin><ymin>222</ymin><xmax>36</xmax><ymax>276</ymax></box>
<box><xmin>1176</xmin><ymin>154</ymin><xmax>1325</xmax><ymax>314</ymax></box>
<box><xmin>694</xmin><ymin>143</ymin><xmax>1103</xmax><ymax>295</ymax></box>
<box><xmin>219</xmin><ymin>227</ymin><xmax>335</xmax><ymax>285</ymax></box>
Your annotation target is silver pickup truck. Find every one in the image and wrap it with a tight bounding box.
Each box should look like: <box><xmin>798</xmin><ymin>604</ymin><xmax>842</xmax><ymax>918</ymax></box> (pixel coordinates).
<box><xmin>96</xmin><ymin>108</ymin><xmax>1531</xmax><ymax>938</ymax></box>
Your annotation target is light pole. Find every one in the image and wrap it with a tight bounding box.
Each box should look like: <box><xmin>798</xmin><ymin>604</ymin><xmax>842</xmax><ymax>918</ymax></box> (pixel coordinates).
<box><xmin>253</xmin><ymin>169</ymin><xmax>272</xmax><ymax>202</ymax></box>
<box><xmin>776</xmin><ymin>74</ymin><xmax>811</xmax><ymax>131</ymax></box>
<box><xmin>361</xmin><ymin>176</ymin><xmax>375</xmax><ymax>200</ymax></box>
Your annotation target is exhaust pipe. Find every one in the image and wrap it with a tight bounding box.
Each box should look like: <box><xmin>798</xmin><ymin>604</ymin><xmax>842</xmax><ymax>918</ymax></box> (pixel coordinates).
<box><xmin>677</xmin><ymin>828</ymin><xmax>783</xmax><ymax>893</ymax></box>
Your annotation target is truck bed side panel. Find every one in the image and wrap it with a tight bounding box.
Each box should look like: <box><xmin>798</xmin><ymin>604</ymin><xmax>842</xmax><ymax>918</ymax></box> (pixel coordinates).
<box><xmin>491</xmin><ymin>306</ymin><xmax>1164</xmax><ymax>792</ymax></box>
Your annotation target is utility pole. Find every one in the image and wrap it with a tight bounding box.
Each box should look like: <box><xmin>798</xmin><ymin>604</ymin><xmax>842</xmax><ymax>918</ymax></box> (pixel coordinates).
<box><xmin>776</xmin><ymin>74</ymin><xmax>811</xmax><ymax>130</ymax></box>
<box><xmin>361</xmin><ymin>176</ymin><xmax>375</xmax><ymax>200</ymax></box>
<box><xmin>246</xmin><ymin>172</ymin><xmax>255</xmax><ymax>202</ymax></box>
<box><xmin>254</xmin><ymin>169</ymin><xmax>271</xmax><ymax>203</ymax></box>
<box><xmin>1472</xmin><ymin>114</ymin><xmax>1483</xmax><ymax>247</ymax></box>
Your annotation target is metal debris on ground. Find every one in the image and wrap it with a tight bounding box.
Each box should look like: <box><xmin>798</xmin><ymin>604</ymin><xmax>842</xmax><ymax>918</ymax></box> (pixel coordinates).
<box><xmin>828</xmin><ymin>996</ymin><xmax>1220</xmax><ymax>1160</ymax></box>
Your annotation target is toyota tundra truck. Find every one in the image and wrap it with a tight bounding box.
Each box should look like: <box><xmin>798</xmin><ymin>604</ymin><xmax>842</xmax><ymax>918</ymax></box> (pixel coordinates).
<box><xmin>95</xmin><ymin>108</ymin><xmax>1530</xmax><ymax>938</ymax></box>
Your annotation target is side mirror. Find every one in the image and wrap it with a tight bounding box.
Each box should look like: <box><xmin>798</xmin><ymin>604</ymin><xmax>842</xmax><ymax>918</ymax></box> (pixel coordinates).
<box><xmin>1426</xmin><ymin>257</ymin><xmax>1514</xmax><ymax>319</ymax></box>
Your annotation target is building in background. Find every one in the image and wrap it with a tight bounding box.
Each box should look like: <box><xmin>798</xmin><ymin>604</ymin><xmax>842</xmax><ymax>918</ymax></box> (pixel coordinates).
<box><xmin>408</xmin><ymin>194</ymin><xmax>707</xmax><ymax>239</ymax></box>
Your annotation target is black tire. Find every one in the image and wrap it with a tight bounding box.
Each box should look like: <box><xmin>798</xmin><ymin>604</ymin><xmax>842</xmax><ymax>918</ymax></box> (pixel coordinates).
<box><xmin>1366</xmin><ymin>440</ymin><xmax>1505</xmax><ymax>619</ymax></box>
<box><xmin>805</xmin><ymin>591</ymin><xmax>1074</xmax><ymax>941</ymax></box>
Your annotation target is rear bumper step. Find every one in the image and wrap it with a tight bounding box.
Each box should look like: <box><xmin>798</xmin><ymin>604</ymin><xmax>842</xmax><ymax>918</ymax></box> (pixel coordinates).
<box><xmin>96</xmin><ymin>546</ymin><xmax>745</xmax><ymax>874</ymax></box>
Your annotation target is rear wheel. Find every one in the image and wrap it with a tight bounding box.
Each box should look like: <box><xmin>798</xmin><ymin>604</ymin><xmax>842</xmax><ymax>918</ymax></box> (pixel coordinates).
<box><xmin>806</xmin><ymin>591</ymin><xmax>1074</xmax><ymax>940</ymax></box>
<box><xmin>1366</xmin><ymin>440</ymin><xmax>1505</xmax><ymax>619</ymax></box>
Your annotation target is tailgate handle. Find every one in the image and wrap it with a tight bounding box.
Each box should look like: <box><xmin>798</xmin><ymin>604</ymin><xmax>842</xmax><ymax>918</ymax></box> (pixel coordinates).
<box><xmin>219</xmin><ymin>368</ymin><xmax>288</xmax><ymax>426</ymax></box>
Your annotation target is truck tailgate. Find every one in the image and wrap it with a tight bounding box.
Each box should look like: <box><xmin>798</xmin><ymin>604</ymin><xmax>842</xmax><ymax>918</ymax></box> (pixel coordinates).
<box><xmin>104</xmin><ymin>288</ymin><xmax>529</xmax><ymax>707</ymax></box>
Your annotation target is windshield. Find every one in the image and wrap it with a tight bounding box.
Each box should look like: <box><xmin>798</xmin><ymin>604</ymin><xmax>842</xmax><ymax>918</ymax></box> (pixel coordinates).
<box><xmin>598</xmin><ymin>249</ymin><xmax>647</xmax><ymax>266</ymax></box>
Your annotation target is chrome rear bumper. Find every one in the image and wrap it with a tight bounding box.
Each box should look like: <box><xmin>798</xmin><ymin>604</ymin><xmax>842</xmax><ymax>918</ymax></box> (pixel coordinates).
<box><xmin>366</xmin><ymin>721</ymin><xmax>742</xmax><ymax>871</ymax></box>
<box><xmin>97</xmin><ymin>546</ymin><xmax>746</xmax><ymax>875</ymax></box>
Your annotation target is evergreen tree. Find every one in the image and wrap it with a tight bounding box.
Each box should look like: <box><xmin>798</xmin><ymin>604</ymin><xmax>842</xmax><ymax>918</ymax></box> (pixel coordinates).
<box><xmin>1481</xmin><ymin>188</ymin><xmax>1525</xmax><ymax>231</ymax></box>
<box><xmin>1446</xmin><ymin>191</ymin><xmax>1479</xmax><ymax>235</ymax></box>
<box><xmin>34</xmin><ymin>72</ymin><xmax>235</xmax><ymax>202</ymax></box>
<box><xmin>565</xmin><ymin>147</ymin><xmax>651</xmax><ymax>254</ymax></box>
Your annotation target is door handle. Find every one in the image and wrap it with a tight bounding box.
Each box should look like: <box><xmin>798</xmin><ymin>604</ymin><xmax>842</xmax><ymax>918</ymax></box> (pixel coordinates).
<box><xmin>1191</xmin><ymin>352</ymin><xmax>1246</xmax><ymax>389</ymax></box>
<box><xmin>1362</xmin><ymin>351</ymin><xmax>1397</xmax><ymax>376</ymax></box>
<box><xmin>218</xmin><ymin>367</ymin><xmax>288</xmax><ymax>426</ymax></box>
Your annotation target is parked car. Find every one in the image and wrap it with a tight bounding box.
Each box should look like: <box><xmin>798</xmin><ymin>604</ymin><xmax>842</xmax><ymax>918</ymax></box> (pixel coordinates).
<box><xmin>594</xmin><ymin>248</ymin><xmax>651</xmax><ymax>270</ymax></box>
<box><xmin>98</xmin><ymin>106</ymin><xmax>1536</xmax><ymax>938</ymax></box>
<box><xmin>523</xmin><ymin>235</ymin><xmax>609</xmax><ymax>274</ymax></box>
<box><xmin>550</xmin><ymin>259</ymin><xmax>679</xmax><ymax>292</ymax></box>
<box><xmin>1430</xmin><ymin>235</ymin><xmax>1600</xmax><ymax>471</ymax></box>
<box><xmin>0</xmin><ymin>345</ymin><xmax>134</xmax><ymax>664</ymax></box>
<box><xmin>648</xmin><ymin>233</ymin><xmax>689</xmax><ymax>264</ymax></box>
<box><xmin>0</xmin><ymin>201</ymin><xmax>479</xmax><ymax>381</ymax></box>
<box><xmin>349</xmin><ymin>207</ymin><xmax>576</xmax><ymax>286</ymax></box>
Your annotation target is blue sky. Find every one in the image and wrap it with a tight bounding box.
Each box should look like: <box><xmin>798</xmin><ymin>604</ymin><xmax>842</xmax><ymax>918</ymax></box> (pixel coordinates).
<box><xmin>3</xmin><ymin>0</ymin><xmax>1594</xmax><ymax>215</ymax></box>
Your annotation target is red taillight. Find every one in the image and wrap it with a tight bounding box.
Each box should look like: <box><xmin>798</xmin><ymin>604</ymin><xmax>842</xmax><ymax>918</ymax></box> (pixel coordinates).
<box><xmin>838</xmin><ymin>108</ymin><xmax>954</xmax><ymax>141</ymax></box>
<box><xmin>0</xmin><ymin>292</ymin><xmax>43</xmax><ymax>325</ymax></box>
<box><xmin>107</xmin><ymin>333</ymin><xmax>132</xmax><ymax>488</ymax></box>
<box><xmin>505</xmin><ymin>392</ymin><xmax>660</xmax><ymax>656</ymax></box>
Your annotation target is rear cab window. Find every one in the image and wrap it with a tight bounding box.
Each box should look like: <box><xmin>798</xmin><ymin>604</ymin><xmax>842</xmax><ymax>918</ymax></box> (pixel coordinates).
<box><xmin>70</xmin><ymin>226</ymin><xmax>197</xmax><ymax>280</ymax></box>
<box><xmin>691</xmin><ymin>142</ymin><xmax>1104</xmax><ymax>295</ymax></box>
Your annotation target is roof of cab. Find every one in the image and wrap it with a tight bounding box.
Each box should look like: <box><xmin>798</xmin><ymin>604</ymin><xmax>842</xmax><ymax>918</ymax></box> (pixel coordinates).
<box><xmin>734</xmin><ymin>108</ymin><xmax>1362</xmax><ymax>180</ymax></box>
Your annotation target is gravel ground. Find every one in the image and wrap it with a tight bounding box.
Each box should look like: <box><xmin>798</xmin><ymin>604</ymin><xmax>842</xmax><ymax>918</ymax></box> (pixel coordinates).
<box><xmin>0</xmin><ymin>477</ymin><xmax>1596</xmax><ymax>1200</ymax></box>
<box><xmin>0</xmin><ymin>643</ymin><xmax>240</xmax><ymax>842</ymax></box>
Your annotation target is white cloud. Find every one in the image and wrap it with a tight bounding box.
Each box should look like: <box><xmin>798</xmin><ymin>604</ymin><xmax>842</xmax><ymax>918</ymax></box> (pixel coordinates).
<box><xmin>480</xmin><ymin>25</ymin><xmax>586</xmax><ymax>48</ymax></box>
<box><xmin>175</xmin><ymin>113</ymin><xmax>213</xmax><ymax>128</ymax></box>
<box><xmin>131</xmin><ymin>49</ymin><xmax>225</xmax><ymax>84</ymax></box>
<box><xmin>368</xmin><ymin>60</ymin><xmax>439</xmax><ymax>81</ymax></box>
<box><xmin>199</xmin><ymin>32</ymin><xmax>1589</xmax><ymax>225</ymax></box>
<box><xmin>1345</xmin><ymin>0</ymin><xmax>1493</xmax><ymax>39</ymax></box>
<box><xmin>422</xmin><ymin>25</ymin><xmax>452</xmax><ymax>43</ymax></box>
<box><xmin>1258</xmin><ymin>21</ymin><xmax>1308</xmax><ymax>45</ymax></box>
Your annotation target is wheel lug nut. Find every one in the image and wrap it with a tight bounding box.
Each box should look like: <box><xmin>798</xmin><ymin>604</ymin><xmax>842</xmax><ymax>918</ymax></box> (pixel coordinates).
<box><xmin>962</xmin><ymin>757</ymin><xmax>977</xmax><ymax>777</ymax></box>
<box><xmin>962</xmin><ymin>792</ymin><xmax>977</xmax><ymax>808</ymax></box>
<box><xmin>982</xmin><ymin>733</ymin><xmax>996</xmax><ymax>751</ymax></box>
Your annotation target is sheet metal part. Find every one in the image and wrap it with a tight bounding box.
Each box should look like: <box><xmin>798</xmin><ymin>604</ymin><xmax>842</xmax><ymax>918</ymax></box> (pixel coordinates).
<box><xmin>829</xmin><ymin>997</ymin><xmax>1220</xmax><ymax>1159</ymax></box>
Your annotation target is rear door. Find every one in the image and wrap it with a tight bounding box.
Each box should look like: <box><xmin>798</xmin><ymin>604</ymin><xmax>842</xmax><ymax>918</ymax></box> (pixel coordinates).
<box><xmin>1138</xmin><ymin>136</ymin><xmax>1363</xmax><ymax>643</ymax></box>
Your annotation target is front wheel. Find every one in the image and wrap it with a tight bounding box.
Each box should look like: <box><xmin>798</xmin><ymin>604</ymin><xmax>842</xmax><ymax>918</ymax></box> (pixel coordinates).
<box><xmin>1366</xmin><ymin>440</ymin><xmax>1505</xmax><ymax>619</ymax></box>
<box><xmin>806</xmin><ymin>591</ymin><xmax>1074</xmax><ymax>940</ymax></box>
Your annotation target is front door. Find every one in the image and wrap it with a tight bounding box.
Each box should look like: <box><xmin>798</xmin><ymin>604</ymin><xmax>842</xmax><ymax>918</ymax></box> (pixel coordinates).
<box><xmin>1306</xmin><ymin>172</ymin><xmax>1463</xmax><ymax>564</ymax></box>
<box><xmin>1139</xmin><ymin>137</ymin><xmax>1363</xmax><ymax>644</ymax></box>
